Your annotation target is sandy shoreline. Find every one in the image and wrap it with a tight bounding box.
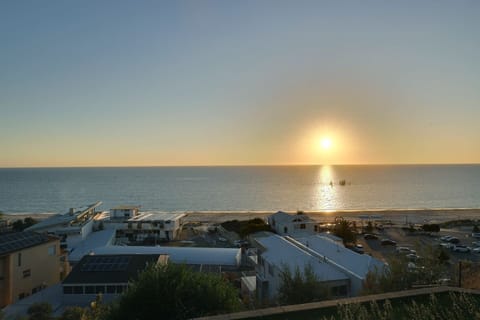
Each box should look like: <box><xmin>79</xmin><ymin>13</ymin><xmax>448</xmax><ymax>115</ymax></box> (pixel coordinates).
<box><xmin>183</xmin><ymin>208</ymin><xmax>480</xmax><ymax>224</ymax></box>
<box><xmin>3</xmin><ymin>208</ymin><xmax>479</xmax><ymax>225</ymax></box>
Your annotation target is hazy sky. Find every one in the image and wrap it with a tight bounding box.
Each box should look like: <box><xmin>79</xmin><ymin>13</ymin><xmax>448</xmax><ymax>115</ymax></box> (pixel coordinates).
<box><xmin>1</xmin><ymin>1</ymin><xmax>479</xmax><ymax>167</ymax></box>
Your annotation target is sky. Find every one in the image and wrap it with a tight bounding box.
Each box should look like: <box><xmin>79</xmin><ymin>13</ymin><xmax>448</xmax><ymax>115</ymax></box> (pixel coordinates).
<box><xmin>1</xmin><ymin>0</ymin><xmax>479</xmax><ymax>167</ymax></box>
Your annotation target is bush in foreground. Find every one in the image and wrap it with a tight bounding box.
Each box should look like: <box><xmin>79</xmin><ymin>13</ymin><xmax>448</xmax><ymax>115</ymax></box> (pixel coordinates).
<box><xmin>107</xmin><ymin>263</ymin><xmax>241</xmax><ymax>320</ymax></box>
<box><xmin>221</xmin><ymin>218</ymin><xmax>271</xmax><ymax>238</ymax></box>
<box><xmin>278</xmin><ymin>264</ymin><xmax>330</xmax><ymax>305</ymax></box>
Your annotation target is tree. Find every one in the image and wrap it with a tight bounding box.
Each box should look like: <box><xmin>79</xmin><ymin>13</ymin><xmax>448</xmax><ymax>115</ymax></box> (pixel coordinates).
<box><xmin>27</xmin><ymin>302</ymin><xmax>52</xmax><ymax>320</ymax></box>
<box><xmin>107</xmin><ymin>263</ymin><xmax>241</xmax><ymax>320</ymax></box>
<box><xmin>364</xmin><ymin>221</ymin><xmax>374</xmax><ymax>234</ymax></box>
<box><xmin>422</xmin><ymin>224</ymin><xmax>440</xmax><ymax>233</ymax></box>
<box><xmin>85</xmin><ymin>294</ymin><xmax>110</xmax><ymax>320</ymax></box>
<box><xmin>11</xmin><ymin>217</ymin><xmax>37</xmax><ymax>232</ymax></box>
<box><xmin>11</xmin><ymin>219</ymin><xmax>25</xmax><ymax>232</ymax></box>
<box><xmin>59</xmin><ymin>306</ymin><xmax>85</xmax><ymax>320</ymax></box>
<box><xmin>23</xmin><ymin>217</ymin><xmax>37</xmax><ymax>229</ymax></box>
<box><xmin>333</xmin><ymin>218</ymin><xmax>356</xmax><ymax>244</ymax></box>
<box><xmin>277</xmin><ymin>264</ymin><xmax>330</xmax><ymax>305</ymax></box>
<box><xmin>222</xmin><ymin>218</ymin><xmax>271</xmax><ymax>238</ymax></box>
<box><xmin>362</xmin><ymin>245</ymin><xmax>452</xmax><ymax>294</ymax></box>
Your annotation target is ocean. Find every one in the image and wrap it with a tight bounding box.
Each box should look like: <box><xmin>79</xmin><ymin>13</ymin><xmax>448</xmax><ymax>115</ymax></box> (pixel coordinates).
<box><xmin>0</xmin><ymin>165</ymin><xmax>479</xmax><ymax>215</ymax></box>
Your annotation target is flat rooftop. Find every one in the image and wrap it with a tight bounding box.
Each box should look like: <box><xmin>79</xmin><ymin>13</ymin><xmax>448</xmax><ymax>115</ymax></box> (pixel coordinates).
<box><xmin>26</xmin><ymin>202</ymin><xmax>102</xmax><ymax>231</ymax></box>
<box><xmin>127</xmin><ymin>212</ymin><xmax>186</xmax><ymax>222</ymax></box>
<box><xmin>111</xmin><ymin>205</ymin><xmax>140</xmax><ymax>210</ymax></box>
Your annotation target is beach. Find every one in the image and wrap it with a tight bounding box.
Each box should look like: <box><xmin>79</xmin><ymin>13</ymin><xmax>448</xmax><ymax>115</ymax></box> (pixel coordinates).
<box><xmin>183</xmin><ymin>208</ymin><xmax>480</xmax><ymax>225</ymax></box>
<box><xmin>5</xmin><ymin>208</ymin><xmax>480</xmax><ymax>226</ymax></box>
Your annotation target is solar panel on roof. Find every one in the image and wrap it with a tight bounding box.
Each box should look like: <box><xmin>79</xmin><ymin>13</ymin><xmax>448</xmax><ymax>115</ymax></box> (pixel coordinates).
<box><xmin>80</xmin><ymin>256</ymin><xmax>132</xmax><ymax>272</ymax></box>
<box><xmin>0</xmin><ymin>232</ymin><xmax>51</xmax><ymax>256</ymax></box>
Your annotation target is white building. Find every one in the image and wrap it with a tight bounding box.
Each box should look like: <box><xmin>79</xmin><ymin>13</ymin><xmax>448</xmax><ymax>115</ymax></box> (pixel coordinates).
<box><xmin>254</xmin><ymin>234</ymin><xmax>349</xmax><ymax>303</ymax></box>
<box><xmin>267</xmin><ymin>211</ymin><xmax>319</xmax><ymax>236</ymax></box>
<box><xmin>293</xmin><ymin>234</ymin><xmax>386</xmax><ymax>295</ymax></box>
<box><xmin>91</xmin><ymin>245</ymin><xmax>242</xmax><ymax>270</ymax></box>
<box><xmin>26</xmin><ymin>202</ymin><xmax>102</xmax><ymax>249</ymax></box>
<box><xmin>253</xmin><ymin>234</ymin><xmax>385</xmax><ymax>304</ymax></box>
<box><xmin>103</xmin><ymin>210</ymin><xmax>186</xmax><ymax>242</ymax></box>
<box><xmin>110</xmin><ymin>205</ymin><xmax>140</xmax><ymax>219</ymax></box>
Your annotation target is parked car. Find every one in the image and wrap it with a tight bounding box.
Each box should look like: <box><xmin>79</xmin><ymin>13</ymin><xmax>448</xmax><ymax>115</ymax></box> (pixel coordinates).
<box><xmin>353</xmin><ymin>244</ymin><xmax>364</xmax><ymax>254</ymax></box>
<box><xmin>234</xmin><ymin>240</ymin><xmax>249</xmax><ymax>247</ymax></box>
<box><xmin>440</xmin><ymin>242</ymin><xmax>453</xmax><ymax>249</ymax></box>
<box><xmin>436</xmin><ymin>278</ymin><xmax>451</xmax><ymax>285</ymax></box>
<box><xmin>473</xmin><ymin>247</ymin><xmax>480</xmax><ymax>254</ymax></box>
<box><xmin>472</xmin><ymin>233</ymin><xmax>480</xmax><ymax>238</ymax></box>
<box><xmin>406</xmin><ymin>253</ymin><xmax>420</xmax><ymax>261</ymax></box>
<box><xmin>452</xmin><ymin>245</ymin><xmax>470</xmax><ymax>253</ymax></box>
<box><xmin>364</xmin><ymin>234</ymin><xmax>379</xmax><ymax>240</ymax></box>
<box><xmin>381</xmin><ymin>239</ymin><xmax>397</xmax><ymax>246</ymax></box>
<box><xmin>440</xmin><ymin>235</ymin><xmax>453</xmax><ymax>242</ymax></box>
<box><xmin>471</xmin><ymin>241</ymin><xmax>480</xmax><ymax>247</ymax></box>
<box><xmin>448</xmin><ymin>237</ymin><xmax>460</xmax><ymax>244</ymax></box>
<box><xmin>396</xmin><ymin>246</ymin><xmax>412</xmax><ymax>254</ymax></box>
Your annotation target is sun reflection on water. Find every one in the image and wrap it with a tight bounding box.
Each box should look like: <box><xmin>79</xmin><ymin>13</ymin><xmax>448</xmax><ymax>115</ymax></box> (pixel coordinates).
<box><xmin>313</xmin><ymin>165</ymin><xmax>341</xmax><ymax>210</ymax></box>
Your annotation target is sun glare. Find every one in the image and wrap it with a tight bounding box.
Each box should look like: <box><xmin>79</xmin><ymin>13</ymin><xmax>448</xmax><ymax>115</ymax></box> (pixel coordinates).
<box><xmin>320</xmin><ymin>137</ymin><xmax>332</xmax><ymax>150</ymax></box>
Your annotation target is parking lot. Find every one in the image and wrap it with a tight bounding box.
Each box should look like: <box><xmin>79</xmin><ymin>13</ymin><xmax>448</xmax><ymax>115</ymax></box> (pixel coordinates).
<box><xmin>357</xmin><ymin>225</ymin><xmax>480</xmax><ymax>264</ymax></box>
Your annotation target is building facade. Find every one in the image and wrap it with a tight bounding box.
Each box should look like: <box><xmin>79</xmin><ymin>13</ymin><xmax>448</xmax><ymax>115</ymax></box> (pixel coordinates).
<box><xmin>253</xmin><ymin>234</ymin><xmax>386</xmax><ymax>304</ymax></box>
<box><xmin>105</xmin><ymin>210</ymin><xmax>186</xmax><ymax>242</ymax></box>
<box><xmin>26</xmin><ymin>202</ymin><xmax>102</xmax><ymax>249</ymax></box>
<box><xmin>0</xmin><ymin>232</ymin><xmax>66</xmax><ymax>308</ymax></box>
<box><xmin>267</xmin><ymin>211</ymin><xmax>319</xmax><ymax>236</ymax></box>
<box><xmin>62</xmin><ymin>254</ymin><xmax>167</xmax><ymax>306</ymax></box>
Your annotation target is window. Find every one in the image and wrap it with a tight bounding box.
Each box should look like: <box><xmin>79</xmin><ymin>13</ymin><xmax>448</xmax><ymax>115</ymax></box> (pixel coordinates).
<box><xmin>106</xmin><ymin>285</ymin><xmax>116</xmax><ymax>294</ymax></box>
<box><xmin>268</xmin><ymin>263</ymin><xmax>274</xmax><ymax>276</ymax></box>
<box><xmin>17</xmin><ymin>253</ymin><xmax>22</xmax><ymax>267</ymax></box>
<box><xmin>300</xmin><ymin>224</ymin><xmax>306</xmax><ymax>229</ymax></box>
<box><xmin>23</xmin><ymin>269</ymin><xmax>31</xmax><ymax>278</ymax></box>
<box><xmin>74</xmin><ymin>286</ymin><xmax>83</xmax><ymax>294</ymax></box>
<box><xmin>331</xmin><ymin>285</ymin><xmax>348</xmax><ymax>297</ymax></box>
<box><xmin>48</xmin><ymin>245</ymin><xmax>56</xmax><ymax>256</ymax></box>
<box><xmin>85</xmin><ymin>286</ymin><xmax>95</xmax><ymax>294</ymax></box>
<box><xmin>63</xmin><ymin>286</ymin><xmax>73</xmax><ymax>294</ymax></box>
<box><xmin>116</xmin><ymin>285</ymin><xmax>124</xmax><ymax>293</ymax></box>
<box><xmin>95</xmin><ymin>285</ymin><xmax>104</xmax><ymax>294</ymax></box>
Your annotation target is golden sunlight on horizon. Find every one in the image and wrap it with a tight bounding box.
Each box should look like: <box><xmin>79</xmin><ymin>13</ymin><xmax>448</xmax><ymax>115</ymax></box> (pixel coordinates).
<box><xmin>297</xmin><ymin>125</ymin><xmax>359</xmax><ymax>165</ymax></box>
<box><xmin>302</xmin><ymin>129</ymin><xmax>343</xmax><ymax>165</ymax></box>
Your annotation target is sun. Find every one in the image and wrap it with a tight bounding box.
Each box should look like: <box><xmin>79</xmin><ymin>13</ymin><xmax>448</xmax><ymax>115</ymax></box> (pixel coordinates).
<box><xmin>320</xmin><ymin>137</ymin><xmax>332</xmax><ymax>150</ymax></box>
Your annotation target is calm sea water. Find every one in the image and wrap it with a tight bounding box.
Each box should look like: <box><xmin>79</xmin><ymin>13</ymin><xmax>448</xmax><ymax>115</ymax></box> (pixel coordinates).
<box><xmin>0</xmin><ymin>165</ymin><xmax>479</xmax><ymax>215</ymax></box>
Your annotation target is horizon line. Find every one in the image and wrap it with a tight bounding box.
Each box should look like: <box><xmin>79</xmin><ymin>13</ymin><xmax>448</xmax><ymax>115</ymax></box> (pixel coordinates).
<box><xmin>1</xmin><ymin>162</ymin><xmax>479</xmax><ymax>169</ymax></box>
